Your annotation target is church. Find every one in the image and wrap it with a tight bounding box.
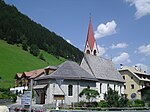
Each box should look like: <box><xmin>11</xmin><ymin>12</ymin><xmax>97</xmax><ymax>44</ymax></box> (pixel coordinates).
<box><xmin>80</xmin><ymin>19</ymin><xmax>124</xmax><ymax>100</ymax></box>
<box><xmin>33</xmin><ymin>19</ymin><xmax>124</xmax><ymax>105</ymax></box>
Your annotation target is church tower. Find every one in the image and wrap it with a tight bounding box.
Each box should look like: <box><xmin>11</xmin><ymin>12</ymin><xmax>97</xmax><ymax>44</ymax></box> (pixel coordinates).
<box><xmin>84</xmin><ymin>19</ymin><xmax>99</xmax><ymax>56</ymax></box>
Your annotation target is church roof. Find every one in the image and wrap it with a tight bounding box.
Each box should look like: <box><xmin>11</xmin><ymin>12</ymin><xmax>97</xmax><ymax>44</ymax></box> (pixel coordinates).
<box><xmin>35</xmin><ymin>61</ymin><xmax>97</xmax><ymax>81</ymax></box>
<box><xmin>80</xmin><ymin>54</ymin><xmax>124</xmax><ymax>82</ymax></box>
<box><xmin>85</xmin><ymin>19</ymin><xmax>95</xmax><ymax>51</ymax></box>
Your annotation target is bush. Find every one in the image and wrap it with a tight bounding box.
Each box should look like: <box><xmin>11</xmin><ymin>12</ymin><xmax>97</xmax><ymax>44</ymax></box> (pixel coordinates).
<box><xmin>134</xmin><ymin>99</ymin><xmax>145</xmax><ymax>107</ymax></box>
<box><xmin>0</xmin><ymin>88</ymin><xmax>17</xmax><ymax>102</ymax></box>
<box><xmin>98</xmin><ymin>100</ymin><xmax>108</xmax><ymax>107</ymax></box>
<box><xmin>128</xmin><ymin>99</ymin><xmax>145</xmax><ymax>107</ymax></box>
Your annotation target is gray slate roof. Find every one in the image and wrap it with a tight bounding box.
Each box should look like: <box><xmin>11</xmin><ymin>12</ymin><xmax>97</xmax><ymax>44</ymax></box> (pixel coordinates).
<box><xmin>80</xmin><ymin>54</ymin><xmax>124</xmax><ymax>82</ymax></box>
<box><xmin>35</xmin><ymin>61</ymin><xmax>97</xmax><ymax>81</ymax></box>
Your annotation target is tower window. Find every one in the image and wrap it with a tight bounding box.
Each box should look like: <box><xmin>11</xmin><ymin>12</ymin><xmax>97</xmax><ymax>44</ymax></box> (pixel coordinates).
<box><xmin>86</xmin><ymin>50</ymin><xmax>90</xmax><ymax>54</ymax></box>
<box><xmin>94</xmin><ymin>50</ymin><xmax>97</xmax><ymax>55</ymax></box>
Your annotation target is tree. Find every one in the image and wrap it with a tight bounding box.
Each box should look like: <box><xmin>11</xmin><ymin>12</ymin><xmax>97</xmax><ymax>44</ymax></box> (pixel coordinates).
<box><xmin>39</xmin><ymin>53</ymin><xmax>45</xmax><ymax>61</ymax></box>
<box><xmin>29</xmin><ymin>44</ymin><xmax>40</xmax><ymax>56</ymax></box>
<box><xmin>79</xmin><ymin>88</ymin><xmax>99</xmax><ymax>102</ymax></box>
<box><xmin>104</xmin><ymin>87</ymin><xmax>128</xmax><ymax>107</ymax></box>
<box><xmin>21</xmin><ymin>35</ymin><xmax>28</xmax><ymax>51</ymax></box>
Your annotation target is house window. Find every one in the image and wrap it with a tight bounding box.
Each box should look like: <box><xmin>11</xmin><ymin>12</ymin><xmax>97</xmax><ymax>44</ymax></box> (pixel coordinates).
<box><xmin>124</xmin><ymin>85</ymin><xmax>126</xmax><ymax>89</ymax></box>
<box><xmin>68</xmin><ymin>85</ymin><xmax>73</xmax><ymax>96</ymax></box>
<box><xmin>131</xmin><ymin>84</ymin><xmax>134</xmax><ymax>89</ymax></box>
<box><xmin>123</xmin><ymin>76</ymin><xmax>125</xmax><ymax>80</ymax></box>
<box><xmin>100</xmin><ymin>83</ymin><xmax>102</xmax><ymax>93</ymax></box>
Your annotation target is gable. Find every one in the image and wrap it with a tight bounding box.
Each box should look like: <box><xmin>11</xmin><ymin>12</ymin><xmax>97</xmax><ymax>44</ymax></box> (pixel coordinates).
<box><xmin>80</xmin><ymin>54</ymin><xmax>124</xmax><ymax>83</ymax></box>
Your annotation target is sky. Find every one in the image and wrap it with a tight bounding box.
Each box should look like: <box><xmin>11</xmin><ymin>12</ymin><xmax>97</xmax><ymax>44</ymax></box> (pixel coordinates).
<box><xmin>5</xmin><ymin>0</ymin><xmax>150</xmax><ymax>73</ymax></box>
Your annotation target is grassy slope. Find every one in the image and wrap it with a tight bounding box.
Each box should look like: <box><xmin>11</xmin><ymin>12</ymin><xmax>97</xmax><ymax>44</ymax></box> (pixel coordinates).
<box><xmin>0</xmin><ymin>40</ymin><xmax>65</xmax><ymax>88</ymax></box>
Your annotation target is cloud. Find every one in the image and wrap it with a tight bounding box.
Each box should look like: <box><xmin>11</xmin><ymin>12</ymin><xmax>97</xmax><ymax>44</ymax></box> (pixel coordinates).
<box><xmin>94</xmin><ymin>20</ymin><xmax>117</xmax><ymax>39</ymax></box>
<box><xmin>137</xmin><ymin>44</ymin><xmax>150</xmax><ymax>56</ymax></box>
<box><xmin>126</xmin><ymin>0</ymin><xmax>150</xmax><ymax>19</ymax></box>
<box><xmin>112</xmin><ymin>52</ymin><xmax>131</xmax><ymax>64</ymax></box>
<box><xmin>97</xmin><ymin>45</ymin><xmax>106</xmax><ymax>56</ymax></box>
<box><xmin>111</xmin><ymin>43</ymin><xmax>128</xmax><ymax>49</ymax></box>
<box><xmin>66</xmin><ymin>39</ymin><xmax>72</xmax><ymax>44</ymax></box>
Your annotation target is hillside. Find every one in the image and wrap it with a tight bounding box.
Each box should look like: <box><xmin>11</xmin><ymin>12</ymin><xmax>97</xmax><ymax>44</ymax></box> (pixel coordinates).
<box><xmin>0</xmin><ymin>40</ymin><xmax>65</xmax><ymax>88</ymax></box>
<box><xmin>0</xmin><ymin>0</ymin><xmax>83</xmax><ymax>62</ymax></box>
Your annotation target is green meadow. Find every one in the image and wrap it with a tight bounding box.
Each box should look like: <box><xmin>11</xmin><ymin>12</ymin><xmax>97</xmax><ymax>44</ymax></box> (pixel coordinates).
<box><xmin>0</xmin><ymin>40</ymin><xmax>65</xmax><ymax>88</ymax></box>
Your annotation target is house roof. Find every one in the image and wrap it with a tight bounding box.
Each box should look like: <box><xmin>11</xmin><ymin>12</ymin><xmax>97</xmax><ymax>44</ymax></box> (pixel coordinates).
<box><xmin>45</xmin><ymin>65</ymin><xmax>57</xmax><ymax>70</ymax></box>
<box><xmin>35</xmin><ymin>61</ymin><xmax>97</xmax><ymax>81</ymax></box>
<box><xmin>138</xmin><ymin>86</ymin><xmax>150</xmax><ymax>92</ymax></box>
<box><xmin>80</xmin><ymin>54</ymin><xmax>124</xmax><ymax>82</ymax></box>
<box><xmin>85</xmin><ymin>19</ymin><xmax>95</xmax><ymax>51</ymax></box>
<box><xmin>15</xmin><ymin>73</ymin><xmax>22</xmax><ymax>79</ymax></box>
<box><xmin>33</xmin><ymin>84</ymin><xmax>47</xmax><ymax>90</ymax></box>
<box><xmin>22</xmin><ymin>68</ymin><xmax>45</xmax><ymax>79</ymax></box>
<box><xmin>119</xmin><ymin>66</ymin><xmax>150</xmax><ymax>82</ymax></box>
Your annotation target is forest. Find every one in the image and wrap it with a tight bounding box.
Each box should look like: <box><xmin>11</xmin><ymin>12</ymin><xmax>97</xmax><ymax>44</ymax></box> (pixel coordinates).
<box><xmin>0</xmin><ymin>0</ymin><xmax>83</xmax><ymax>62</ymax></box>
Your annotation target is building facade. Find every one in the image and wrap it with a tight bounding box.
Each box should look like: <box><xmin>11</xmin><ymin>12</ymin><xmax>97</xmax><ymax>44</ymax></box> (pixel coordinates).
<box><xmin>119</xmin><ymin>66</ymin><xmax>150</xmax><ymax>99</ymax></box>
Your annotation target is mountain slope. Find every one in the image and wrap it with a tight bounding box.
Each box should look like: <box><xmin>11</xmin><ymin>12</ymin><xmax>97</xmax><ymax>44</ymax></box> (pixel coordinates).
<box><xmin>0</xmin><ymin>40</ymin><xmax>65</xmax><ymax>88</ymax></box>
<box><xmin>0</xmin><ymin>0</ymin><xmax>83</xmax><ymax>63</ymax></box>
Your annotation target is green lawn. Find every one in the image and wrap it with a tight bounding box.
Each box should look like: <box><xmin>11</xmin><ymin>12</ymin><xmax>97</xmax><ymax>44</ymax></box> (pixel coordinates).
<box><xmin>0</xmin><ymin>40</ymin><xmax>65</xmax><ymax>88</ymax></box>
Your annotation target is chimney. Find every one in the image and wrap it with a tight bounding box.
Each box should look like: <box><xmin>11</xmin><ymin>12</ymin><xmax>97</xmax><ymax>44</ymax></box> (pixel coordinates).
<box><xmin>120</xmin><ymin>64</ymin><xmax>123</xmax><ymax>69</ymax></box>
<box><xmin>135</xmin><ymin>65</ymin><xmax>138</xmax><ymax>71</ymax></box>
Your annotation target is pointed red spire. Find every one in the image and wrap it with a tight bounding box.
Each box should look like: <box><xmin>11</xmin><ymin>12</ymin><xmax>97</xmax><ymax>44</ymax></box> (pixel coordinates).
<box><xmin>86</xmin><ymin>19</ymin><xmax>95</xmax><ymax>50</ymax></box>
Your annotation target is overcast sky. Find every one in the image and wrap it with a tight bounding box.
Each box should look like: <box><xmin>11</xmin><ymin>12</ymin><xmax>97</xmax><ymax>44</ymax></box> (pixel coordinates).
<box><xmin>5</xmin><ymin>0</ymin><xmax>150</xmax><ymax>73</ymax></box>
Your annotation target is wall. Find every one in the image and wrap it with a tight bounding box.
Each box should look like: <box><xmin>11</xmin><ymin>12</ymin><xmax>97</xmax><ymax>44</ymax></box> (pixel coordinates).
<box><xmin>120</xmin><ymin>71</ymin><xmax>141</xmax><ymax>99</ymax></box>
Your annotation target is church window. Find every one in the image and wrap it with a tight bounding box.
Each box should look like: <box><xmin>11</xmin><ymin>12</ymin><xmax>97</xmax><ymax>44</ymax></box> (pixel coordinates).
<box><xmin>68</xmin><ymin>85</ymin><xmax>73</xmax><ymax>96</ymax></box>
<box><xmin>100</xmin><ymin>83</ymin><xmax>102</xmax><ymax>93</ymax></box>
<box><xmin>114</xmin><ymin>85</ymin><xmax>116</xmax><ymax>91</ymax></box>
<box><xmin>86</xmin><ymin>50</ymin><xmax>90</xmax><ymax>54</ymax></box>
<box><xmin>107</xmin><ymin>84</ymin><xmax>109</xmax><ymax>91</ymax></box>
<box><xmin>94</xmin><ymin>50</ymin><xmax>97</xmax><ymax>55</ymax></box>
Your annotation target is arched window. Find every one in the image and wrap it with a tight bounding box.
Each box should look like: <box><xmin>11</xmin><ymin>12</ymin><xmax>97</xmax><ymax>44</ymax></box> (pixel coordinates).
<box><xmin>100</xmin><ymin>83</ymin><xmax>102</xmax><ymax>93</ymax></box>
<box><xmin>68</xmin><ymin>85</ymin><xmax>73</xmax><ymax>96</ymax></box>
<box><xmin>94</xmin><ymin>50</ymin><xmax>97</xmax><ymax>55</ymax></box>
<box><xmin>86</xmin><ymin>50</ymin><xmax>90</xmax><ymax>54</ymax></box>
